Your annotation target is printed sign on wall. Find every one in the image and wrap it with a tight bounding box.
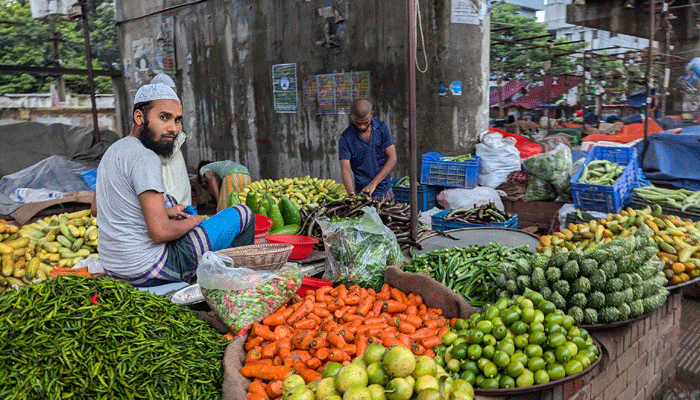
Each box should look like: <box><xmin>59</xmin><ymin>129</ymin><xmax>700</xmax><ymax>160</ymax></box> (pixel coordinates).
<box><xmin>303</xmin><ymin>71</ymin><xmax>371</xmax><ymax>114</ymax></box>
<box><xmin>272</xmin><ymin>63</ymin><xmax>298</xmax><ymax>113</ymax></box>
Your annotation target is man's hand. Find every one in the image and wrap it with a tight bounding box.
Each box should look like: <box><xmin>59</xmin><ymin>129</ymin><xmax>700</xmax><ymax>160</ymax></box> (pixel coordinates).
<box><xmin>166</xmin><ymin>204</ymin><xmax>190</xmax><ymax>220</ymax></box>
<box><xmin>361</xmin><ymin>182</ymin><xmax>377</xmax><ymax>196</ymax></box>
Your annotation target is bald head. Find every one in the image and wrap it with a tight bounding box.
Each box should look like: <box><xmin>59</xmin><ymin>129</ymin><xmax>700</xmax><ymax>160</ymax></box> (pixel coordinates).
<box><xmin>351</xmin><ymin>99</ymin><xmax>372</xmax><ymax>119</ymax></box>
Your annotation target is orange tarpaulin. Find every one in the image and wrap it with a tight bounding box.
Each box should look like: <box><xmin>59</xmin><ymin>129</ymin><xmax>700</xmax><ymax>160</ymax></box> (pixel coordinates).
<box><xmin>582</xmin><ymin>120</ymin><xmax>664</xmax><ymax>143</ymax></box>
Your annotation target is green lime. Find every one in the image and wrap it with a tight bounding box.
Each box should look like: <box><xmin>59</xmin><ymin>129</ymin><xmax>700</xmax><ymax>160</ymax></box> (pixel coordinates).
<box><xmin>510</xmin><ymin>321</ymin><xmax>528</xmax><ymax>336</ymax></box>
<box><xmin>574</xmin><ymin>353</ymin><xmax>591</xmax><ymax>369</ymax></box>
<box><xmin>447</xmin><ymin>359</ymin><xmax>461</xmax><ymax>373</ymax></box>
<box><xmin>469</xmin><ymin>313</ymin><xmax>482</xmax><ymax>326</ymax></box>
<box><xmin>467</xmin><ymin>344</ymin><xmax>483</xmax><ymax>361</ymax></box>
<box><xmin>514</xmin><ymin>334</ymin><xmax>529</xmax><ymax>349</ymax></box>
<box><xmin>520</xmin><ymin>308</ymin><xmax>536</xmax><ymax>324</ymax></box>
<box><xmin>500</xmin><ymin>309</ymin><xmax>520</xmax><ymax>326</ymax></box>
<box><xmin>482</xmin><ymin>334</ymin><xmax>497</xmax><ymax>347</ymax></box>
<box><xmin>482</xmin><ymin>361</ymin><xmax>498</xmax><ymax>378</ymax></box>
<box><xmin>534</xmin><ymin>309</ymin><xmax>545</xmax><ymax>323</ymax></box>
<box><xmin>529</xmin><ymin>321</ymin><xmax>545</xmax><ymax>333</ymax></box>
<box><xmin>579</xmin><ymin>328</ymin><xmax>590</xmax><ymax>341</ymax></box>
<box><xmin>493</xmin><ymin>350</ymin><xmax>510</xmax><ymax>368</ymax></box>
<box><xmin>492</xmin><ymin>324</ymin><xmax>508</xmax><ymax>340</ymax></box>
<box><xmin>452</xmin><ymin>337</ymin><xmax>467</xmax><ymax>348</ymax></box>
<box><xmin>479</xmin><ymin>378</ymin><xmax>499</xmax><ymax>389</ymax></box>
<box><xmin>433</xmin><ymin>344</ymin><xmax>447</xmax><ymax>356</ymax></box>
<box><xmin>499</xmin><ymin>375</ymin><xmax>516</xmax><ymax>389</ymax></box>
<box><xmin>322</xmin><ymin>362</ymin><xmax>343</xmax><ymax>378</ymax></box>
<box><xmin>442</xmin><ymin>331</ymin><xmax>458</xmax><ymax>346</ymax></box>
<box><xmin>542</xmin><ymin>351</ymin><xmax>556</xmax><ymax>365</ymax></box>
<box><xmin>515</xmin><ymin>371</ymin><xmax>534</xmax><ymax>388</ymax></box>
<box><xmin>534</xmin><ymin>369</ymin><xmax>550</xmax><ymax>385</ymax></box>
<box><xmin>545</xmin><ymin>313</ymin><xmax>564</xmax><ymax>326</ymax></box>
<box><xmin>547</xmin><ymin>333</ymin><xmax>566</xmax><ymax>348</ymax></box>
<box><xmin>546</xmin><ymin>323</ymin><xmax>565</xmax><ymax>336</ymax></box>
<box><xmin>496</xmin><ymin>339</ymin><xmax>515</xmax><ymax>357</ymax></box>
<box><xmin>525</xmin><ymin>344</ymin><xmax>543</xmax><ymax>358</ymax></box>
<box><xmin>554</xmin><ymin>345</ymin><xmax>571</xmax><ymax>364</ymax></box>
<box><xmin>483</xmin><ymin>305</ymin><xmax>500</xmax><ymax>321</ymax></box>
<box><xmin>587</xmin><ymin>344</ymin><xmax>599</xmax><ymax>357</ymax></box>
<box><xmin>482</xmin><ymin>345</ymin><xmax>496</xmax><ymax>360</ymax></box>
<box><xmin>565</xmin><ymin>342</ymin><xmax>579</xmax><ymax>358</ymax></box>
<box><xmin>477</xmin><ymin>357</ymin><xmax>489</xmax><ymax>371</ymax></box>
<box><xmin>495</xmin><ymin>297</ymin><xmax>511</xmax><ymax>310</ymax></box>
<box><xmin>506</xmin><ymin>360</ymin><xmax>524</xmax><ymax>378</ymax></box>
<box><xmin>460</xmin><ymin>370</ymin><xmax>477</xmax><ymax>385</ymax></box>
<box><xmin>450</xmin><ymin>343</ymin><xmax>468</xmax><ymax>360</ymax></box>
<box><xmin>580</xmin><ymin>350</ymin><xmax>597</xmax><ymax>363</ymax></box>
<box><xmin>468</xmin><ymin>329</ymin><xmax>484</xmax><ymax>345</ymax></box>
<box><xmin>561</xmin><ymin>315</ymin><xmax>574</xmax><ymax>330</ymax></box>
<box><xmin>434</xmin><ymin>355</ymin><xmax>445</xmax><ymax>367</ymax></box>
<box><xmin>571</xmin><ymin>336</ymin><xmax>587</xmax><ymax>350</ymax></box>
<box><xmin>510</xmin><ymin>352</ymin><xmax>528</xmax><ymax>366</ymax></box>
<box><xmin>564</xmin><ymin>359</ymin><xmax>583</xmax><ymax>376</ymax></box>
<box><xmin>455</xmin><ymin>319</ymin><xmax>469</xmax><ymax>331</ymax></box>
<box><xmin>461</xmin><ymin>359</ymin><xmax>479</xmax><ymax>374</ymax></box>
<box><xmin>491</xmin><ymin>316</ymin><xmax>504</xmax><ymax>326</ymax></box>
<box><xmin>567</xmin><ymin>326</ymin><xmax>581</xmax><ymax>339</ymax></box>
<box><xmin>527</xmin><ymin>357</ymin><xmax>546</xmax><ymax>372</ymax></box>
<box><xmin>538</xmin><ymin>300</ymin><xmax>556</xmax><ymax>315</ymax></box>
<box><xmin>529</xmin><ymin>331</ymin><xmax>547</xmax><ymax>346</ymax></box>
<box><xmin>519</xmin><ymin>299</ymin><xmax>535</xmax><ymax>310</ymax></box>
<box><xmin>525</xmin><ymin>290</ymin><xmax>544</xmax><ymax>306</ymax></box>
<box><xmin>477</xmin><ymin>320</ymin><xmax>493</xmax><ymax>334</ymax></box>
<box><xmin>547</xmin><ymin>363</ymin><xmax>566</xmax><ymax>380</ymax></box>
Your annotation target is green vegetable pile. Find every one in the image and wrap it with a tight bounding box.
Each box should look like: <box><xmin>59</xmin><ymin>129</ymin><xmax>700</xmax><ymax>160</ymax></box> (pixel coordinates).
<box><xmin>496</xmin><ymin>224</ymin><xmax>669</xmax><ymax>325</ymax></box>
<box><xmin>578</xmin><ymin>160</ymin><xmax>626</xmax><ymax>185</ymax></box>
<box><xmin>439</xmin><ymin>154</ymin><xmax>474</xmax><ymax>162</ymax></box>
<box><xmin>0</xmin><ymin>276</ymin><xmax>227</xmax><ymax>400</ymax></box>
<box><xmin>633</xmin><ymin>185</ymin><xmax>700</xmax><ymax>212</ymax></box>
<box><xmin>522</xmin><ymin>145</ymin><xmax>573</xmax><ymax>202</ymax></box>
<box><xmin>405</xmin><ymin>244</ymin><xmax>536</xmax><ymax>308</ymax></box>
<box><xmin>320</xmin><ymin>210</ymin><xmax>403</xmax><ymax>291</ymax></box>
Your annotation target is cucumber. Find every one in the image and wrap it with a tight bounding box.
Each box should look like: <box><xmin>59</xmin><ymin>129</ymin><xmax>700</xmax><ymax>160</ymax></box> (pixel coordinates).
<box><xmin>280</xmin><ymin>196</ymin><xmax>302</xmax><ymax>226</ymax></box>
<box><xmin>268</xmin><ymin>203</ymin><xmax>285</xmax><ymax>232</ymax></box>
<box><xmin>269</xmin><ymin>224</ymin><xmax>301</xmax><ymax>236</ymax></box>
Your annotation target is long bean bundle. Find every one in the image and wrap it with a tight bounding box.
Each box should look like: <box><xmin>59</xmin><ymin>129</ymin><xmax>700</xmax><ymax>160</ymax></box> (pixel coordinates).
<box><xmin>405</xmin><ymin>243</ymin><xmax>536</xmax><ymax>307</ymax></box>
<box><xmin>0</xmin><ymin>276</ymin><xmax>227</xmax><ymax>400</ymax></box>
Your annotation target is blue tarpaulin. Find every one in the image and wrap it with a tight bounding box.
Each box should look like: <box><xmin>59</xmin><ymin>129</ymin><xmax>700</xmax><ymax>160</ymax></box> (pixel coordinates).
<box><xmin>633</xmin><ymin>126</ymin><xmax>700</xmax><ymax>191</ymax></box>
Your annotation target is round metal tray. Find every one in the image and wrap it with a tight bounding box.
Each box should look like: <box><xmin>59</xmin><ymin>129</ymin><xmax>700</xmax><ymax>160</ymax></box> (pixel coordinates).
<box><xmin>579</xmin><ymin>311</ymin><xmax>651</xmax><ymax>331</ymax></box>
<box><xmin>412</xmin><ymin>227</ymin><xmax>541</xmax><ymax>257</ymax></box>
<box><xmin>170</xmin><ymin>283</ymin><xmax>205</xmax><ymax>306</ymax></box>
<box><xmin>665</xmin><ymin>275</ymin><xmax>700</xmax><ymax>291</ymax></box>
<box><xmin>473</xmin><ymin>339</ymin><xmax>602</xmax><ymax>396</ymax></box>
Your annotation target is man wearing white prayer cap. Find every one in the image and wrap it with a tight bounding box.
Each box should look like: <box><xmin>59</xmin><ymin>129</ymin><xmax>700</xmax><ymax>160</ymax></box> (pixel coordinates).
<box><xmin>94</xmin><ymin>83</ymin><xmax>255</xmax><ymax>286</ymax></box>
<box><xmin>148</xmin><ymin>74</ymin><xmax>192</xmax><ymax>207</ymax></box>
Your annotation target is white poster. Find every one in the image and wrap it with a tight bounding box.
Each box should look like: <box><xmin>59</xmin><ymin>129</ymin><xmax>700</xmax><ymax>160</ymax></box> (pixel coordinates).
<box><xmin>451</xmin><ymin>0</ymin><xmax>480</xmax><ymax>25</ymax></box>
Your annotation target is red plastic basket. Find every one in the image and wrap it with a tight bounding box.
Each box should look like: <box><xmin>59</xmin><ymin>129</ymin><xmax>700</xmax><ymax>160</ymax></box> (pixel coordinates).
<box><xmin>296</xmin><ymin>276</ymin><xmax>333</xmax><ymax>297</ymax></box>
<box><xmin>254</xmin><ymin>214</ymin><xmax>273</xmax><ymax>235</ymax></box>
<box><xmin>266</xmin><ymin>234</ymin><xmax>319</xmax><ymax>260</ymax></box>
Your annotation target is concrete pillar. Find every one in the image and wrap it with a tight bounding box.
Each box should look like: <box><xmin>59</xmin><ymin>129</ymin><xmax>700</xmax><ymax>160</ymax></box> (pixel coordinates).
<box><xmin>416</xmin><ymin>0</ymin><xmax>490</xmax><ymax>156</ymax></box>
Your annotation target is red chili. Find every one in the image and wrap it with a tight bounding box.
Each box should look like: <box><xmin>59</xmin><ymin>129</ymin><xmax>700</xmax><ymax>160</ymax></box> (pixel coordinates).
<box><xmin>91</xmin><ymin>294</ymin><xmax>101</xmax><ymax>305</ymax></box>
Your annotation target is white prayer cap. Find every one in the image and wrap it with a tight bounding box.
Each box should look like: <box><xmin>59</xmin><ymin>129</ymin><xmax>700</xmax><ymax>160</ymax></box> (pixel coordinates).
<box><xmin>150</xmin><ymin>73</ymin><xmax>176</xmax><ymax>88</ymax></box>
<box><xmin>134</xmin><ymin>83</ymin><xmax>180</xmax><ymax>104</ymax></box>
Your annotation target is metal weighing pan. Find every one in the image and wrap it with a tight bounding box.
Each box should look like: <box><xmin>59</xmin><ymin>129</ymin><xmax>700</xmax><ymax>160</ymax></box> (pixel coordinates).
<box><xmin>412</xmin><ymin>227</ymin><xmax>541</xmax><ymax>256</ymax></box>
<box><xmin>665</xmin><ymin>275</ymin><xmax>700</xmax><ymax>292</ymax></box>
<box><xmin>170</xmin><ymin>283</ymin><xmax>206</xmax><ymax>306</ymax></box>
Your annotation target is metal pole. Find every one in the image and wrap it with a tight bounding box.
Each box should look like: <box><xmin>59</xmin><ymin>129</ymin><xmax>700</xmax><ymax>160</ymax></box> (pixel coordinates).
<box><xmin>643</xmin><ymin>0</ymin><xmax>655</xmax><ymax>167</ymax></box>
<box><xmin>582</xmin><ymin>50</ymin><xmax>587</xmax><ymax>132</ymax></box>
<box><xmin>49</xmin><ymin>15</ymin><xmax>66</xmax><ymax>102</ymax></box>
<box><xmin>407</xmin><ymin>0</ymin><xmax>418</xmax><ymax>242</ymax></box>
<box><xmin>79</xmin><ymin>0</ymin><xmax>100</xmax><ymax>145</ymax></box>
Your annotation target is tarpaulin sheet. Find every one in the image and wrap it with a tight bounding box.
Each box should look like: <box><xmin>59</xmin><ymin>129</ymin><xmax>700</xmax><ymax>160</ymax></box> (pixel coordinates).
<box><xmin>488</xmin><ymin>127</ymin><xmax>542</xmax><ymax>158</ymax></box>
<box><xmin>582</xmin><ymin>120</ymin><xmax>664</xmax><ymax>143</ymax></box>
<box><xmin>633</xmin><ymin>127</ymin><xmax>700</xmax><ymax>191</ymax></box>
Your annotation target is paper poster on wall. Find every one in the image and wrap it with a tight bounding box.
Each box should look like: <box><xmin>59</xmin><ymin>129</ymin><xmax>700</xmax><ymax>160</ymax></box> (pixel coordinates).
<box><xmin>272</xmin><ymin>63</ymin><xmax>298</xmax><ymax>113</ymax></box>
<box><xmin>451</xmin><ymin>0</ymin><xmax>480</xmax><ymax>25</ymax></box>
<box><xmin>160</xmin><ymin>16</ymin><xmax>176</xmax><ymax>75</ymax></box>
<box><xmin>317</xmin><ymin>74</ymin><xmax>336</xmax><ymax>114</ymax></box>
<box><xmin>334</xmin><ymin>73</ymin><xmax>353</xmax><ymax>114</ymax></box>
<box><xmin>132</xmin><ymin>37</ymin><xmax>154</xmax><ymax>71</ymax></box>
<box><xmin>352</xmin><ymin>71</ymin><xmax>370</xmax><ymax>100</ymax></box>
<box><xmin>302</xmin><ymin>76</ymin><xmax>318</xmax><ymax>106</ymax></box>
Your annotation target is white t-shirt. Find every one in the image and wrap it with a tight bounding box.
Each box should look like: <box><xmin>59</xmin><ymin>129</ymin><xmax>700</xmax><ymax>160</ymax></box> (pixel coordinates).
<box><xmin>96</xmin><ymin>136</ymin><xmax>166</xmax><ymax>277</ymax></box>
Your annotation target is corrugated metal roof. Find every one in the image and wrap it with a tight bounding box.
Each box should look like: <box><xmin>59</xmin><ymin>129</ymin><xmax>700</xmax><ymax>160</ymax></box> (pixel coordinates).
<box><xmin>489</xmin><ymin>80</ymin><xmax>528</xmax><ymax>107</ymax></box>
<box><xmin>505</xmin><ymin>75</ymin><xmax>584</xmax><ymax>110</ymax></box>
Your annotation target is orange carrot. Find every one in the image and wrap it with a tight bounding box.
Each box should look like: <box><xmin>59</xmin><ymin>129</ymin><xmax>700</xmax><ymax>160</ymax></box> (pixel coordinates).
<box><xmin>266</xmin><ymin>380</ymin><xmax>284</xmax><ymax>399</ymax></box>
<box><xmin>247</xmin><ymin>359</ymin><xmax>274</xmax><ymax>366</ymax></box>
<box><xmin>245</xmin><ymin>348</ymin><xmax>262</xmax><ymax>363</ymax></box>
<box><xmin>240</xmin><ymin>364</ymin><xmax>291</xmax><ymax>381</ymax></box>
<box><xmin>293</xmin><ymin>318</ymin><xmax>317</xmax><ymax>330</ymax></box>
<box><xmin>328</xmin><ymin>349</ymin><xmax>350</xmax><ymax>362</ymax></box>
<box><xmin>398</xmin><ymin>322</ymin><xmax>416</xmax><ymax>334</ymax></box>
<box><xmin>356</xmin><ymin>335</ymin><xmax>369</xmax><ymax>357</ymax></box>
<box><xmin>313</xmin><ymin>307</ymin><xmax>330</xmax><ymax>318</ymax></box>
<box><xmin>383</xmin><ymin>337</ymin><xmax>404</xmax><ymax>347</ymax></box>
<box><xmin>341</xmin><ymin>343</ymin><xmax>356</xmax><ymax>356</ymax></box>
<box><xmin>261</xmin><ymin>341</ymin><xmax>279</xmax><ymax>359</ymax></box>
<box><xmin>356</xmin><ymin>296</ymin><xmax>373</xmax><ymax>316</ymax></box>
<box><xmin>273</xmin><ymin>325</ymin><xmax>292</xmax><ymax>339</ymax></box>
<box><xmin>248</xmin><ymin>380</ymin><xmax>268</xmax><ymax>397</ymax></box>
<box><xmin>420</xmin><ymin>336</ymin><xmax>442</xmax><ymax>348</ymax></box>
<box><xmin>316</xmin><ymin>347</ymin><xmax>330</xmax><ymax>361</ymax></box>
<box><xmin>262</xmin><ymin>310</ymin><xmax>287</xmax><ymax>326</ymax></box>
<box><xmin>273</xmin><ymin>356</ymin><xmax>283</xmax><ymax>366</ymax></box>
<box><xmin>364</xmin><ymin>317</ymin><xmax>388</xmax><ymax>325</ymax></box>
<box><xmin>399</xmin><ymin>314</ymin><xmax>422</xmax><ymax>328</ymax></box>
<box><xmin>410</xmin><ymin>328</ymin><xmax>434</xmax><ymax>341</ymax></box>
<box><xmin>390</xmin><ymin>287</ymin><xmax>407</xmax><ymax>302</ymax></box>
<box><xmin>424</xmin><ymin>349</ymin><xmax>435</xmax><ymax>358</ymax></box>
<box><xmin>450</xmin><ymin>317</ymin><xmax>458</xmax><ymax>327</ymax></box>
<box><xmin>292</xmin><ymin>362</ymin><xmax>322</xmax><ymax>383</ymax></box>
<box><xmin>383</xmin><ymin>300</ymin><xmax>407</xmax><ymax>313</ymax></box>
<box><xmin>252</xmin><ymin>324</ymin><xmax>278</xmax><ymax>342</ymax></box>
<box><xmin>306</xmin><ymin>357</ymin><xmax>323</xmax><ymax>370</ymax></box>
<box><xmin>424</xmin><ymin>319</ymin><xmax>445</xmax><ymax>329</ymax></box>
<box><xmin>299</xmin><ymin>334</ymin><xmax>315</xmax><ymax>350</ymax></box>
<box><xmin>397</xmin><ymin>333</ymin><xmax>412</xmax><ymax>348</ymax></box>
<box><xmin>288</xmin><ymin>300</ymin><xmax>313</xmax><ymax>324</ymax></box>
<box><xmin>437</xmin><ymin>326</ymin><xmax>450</xmax><ymax>339</ymax></box>
<box><xmin>247</xmin><ymin>393</ymin><xmax>268</xmax><ymax>400</ymax></box>
<box><xmin>327</xmin><ymin>332</ymin><xmax>346</xmax><ymax>348</ymax></box>
<box><xmin>245</xmin><ymin>336</ymin><xmax>265</xmax><ymax>351</ymax></box>
<box><xmin>344</xmin><ymin>294</ymin><xmax>361</xmax><ymax>306</ymax></box>
<box><xmin>311</xmin><ymin>338</ymin><xmax>329</xmax><ymax>349</ymax></box>
<box><xmin>343</xmin><ymin>314</ymin><xmax>362</xmax><ymax>322</ymax></box>
<box><xmin>412</xmin><ymin>343</ymin><xmax>426</xmax><ymax>355</ymax></box>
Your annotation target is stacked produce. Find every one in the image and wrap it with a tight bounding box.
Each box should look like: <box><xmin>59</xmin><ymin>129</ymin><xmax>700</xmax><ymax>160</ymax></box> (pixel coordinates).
<box><xmin>405</xmin><ymin>244</ymin><xmax>535</xmax><ymax>308</ymax></box>
<box><xmin>0</xmin><ymin>219</ymin><xmax>19</xmax><ymax>241</ymax></box>
<box><xmin>436</xmin><ymin>291</ymin><xmax>599</xmax><ymax>389</ymax></box>
<box><xmin>499</xmin><ymin>225</ymin><xmax>669</xmax><ymax>324</ymax></box>
<box><xmin>577</xmin><ymin>160</ymin><xmax>626</xmax><ymax>185</ymax></box>
<box><xmin>240</xmin><ymin>284</ymin><xmax>451</xmax><ymax>399</ymax></box>
<box><xmin>0</xmin><ymin>275</ymin><xmax>227</xmax><ymax>399</ymax></box>
<box><xmin>300</xmin><ymin>193</ymin><xmax>428</xmax><ymax>250</ymax></box>
<box><xmin>537</xmin><ymin>206</ymin><xmax>700</xmax><ymax>285</ymax></box>
<box><xmin>634</xmin><ymin>185</ymin><xmax>700</xmax><ymax>212</ymax></box>
<box><xmin>441</xmin><ymin>203</ymin><xmax>513</xmax><ymax>225</ymax></box>
<box><xmin>273</xmin><ymin>344</ymin><xmax>475</xmax><ymax>400</ymax></box>
<box><xmin>440</xmin><ymin>154</ymin><xmax>474</xmax><ymax>162</ymax></box>
<box><xmin>241</xmin><ymin>177</ymin><xmax>346</xmax><ymax>209</ymax></box>
<box><xmin>244</xmin><ymin>191</ymin><xmax>304</xmax><ymax>235</ymax></box>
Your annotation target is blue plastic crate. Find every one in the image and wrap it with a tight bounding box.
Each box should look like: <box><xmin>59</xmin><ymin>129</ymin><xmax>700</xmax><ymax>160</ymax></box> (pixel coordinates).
<box><xmin>80</xmin><ymin>169</ymin><xmax>97</xmax><ymax>191</ymax></box>
<box><xmin>570</xmin><ymin>146</ymin><xmax>638</xmax><ymax>214</ymax></box>
<box><xmin>420</xmin><ymin>152</ymin><xmax>481</xmax><ymax>188</ymax></box>
<box><xmin>431</xmin><ymin>209</ymin><xmax>518</xmax><ymax>231</ymax></box>
<box><xmin>391</xmin><ymin>179</ymin><xmax>441</xmax><ymax>211</ymax></box>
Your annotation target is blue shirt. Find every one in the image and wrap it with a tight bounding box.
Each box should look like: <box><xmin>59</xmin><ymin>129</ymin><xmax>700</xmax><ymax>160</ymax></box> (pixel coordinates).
<box><xmin>338</xmin><ymin>118</ymin><xmax>394</xmax><ymax>196</ymax></box>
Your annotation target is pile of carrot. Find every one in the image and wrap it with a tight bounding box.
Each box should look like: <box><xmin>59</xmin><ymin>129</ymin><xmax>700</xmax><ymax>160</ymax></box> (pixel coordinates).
<box><xmin>239</xmin><ymin>283</ymin><xmax>451</xmax><ymax>400</ymax></box>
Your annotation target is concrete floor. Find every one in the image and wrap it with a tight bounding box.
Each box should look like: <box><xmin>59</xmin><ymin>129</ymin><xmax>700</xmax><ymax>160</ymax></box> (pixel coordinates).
<box><xmin>676</xmin><ymin>287</ymin><xmax>700</xmax><ymax>392</ymax></box>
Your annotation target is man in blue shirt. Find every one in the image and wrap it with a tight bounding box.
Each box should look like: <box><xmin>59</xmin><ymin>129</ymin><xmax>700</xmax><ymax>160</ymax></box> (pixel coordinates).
<box><xmin>338</xmin><ymin>99</ymin><xmax>397</xmax><ymax>198</ymax></box>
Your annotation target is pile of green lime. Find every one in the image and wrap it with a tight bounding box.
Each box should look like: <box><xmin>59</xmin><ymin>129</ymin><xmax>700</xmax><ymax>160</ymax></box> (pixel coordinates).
<box><xmin>433</xmin><ymin>290</ymin><xmax>599</xmax><ymax>390</ymax></box>
<box><xmin>282</xmin><ymin>344</ymin><xmax>475</xmax><ymax>400</ymax></box>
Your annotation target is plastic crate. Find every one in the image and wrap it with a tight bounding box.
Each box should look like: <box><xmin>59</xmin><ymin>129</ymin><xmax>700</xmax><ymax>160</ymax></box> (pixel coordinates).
<box><xmin>420</xmin><ymin>152</ymin><xmax>481</xmax><ymax>188</ymax></box>
<box><xmin>570</xmin><ymin>146</ymin><xmax>639</xmax><ymax>214</ymax></box>
<box><xmin>431</xmin><ymin>209</ymin><xmax>518</xmax><ymax>231</ymax></box>
<box><xmin>80</xmin><ymin>169</ymin><xmax>97</xmax><ymax>191</ymax></box>
<box><xmin>391</xmin><ymin>179</ymin><xmax>441</xmax><ymax>211</ymax></box>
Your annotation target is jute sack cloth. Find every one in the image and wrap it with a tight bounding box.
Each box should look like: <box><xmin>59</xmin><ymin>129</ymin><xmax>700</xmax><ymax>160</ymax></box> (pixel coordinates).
<box><xmin>221</xmin><ymin>265</ymin><xmax>479</xmax><ymax>400</ymax></box>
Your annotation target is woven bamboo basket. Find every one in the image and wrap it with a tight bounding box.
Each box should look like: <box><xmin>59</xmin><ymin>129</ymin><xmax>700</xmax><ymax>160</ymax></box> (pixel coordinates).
<box><xmin>216</xmin><ymin>243</ymin><xmax>293</xmax><ymax>271</ymax></box>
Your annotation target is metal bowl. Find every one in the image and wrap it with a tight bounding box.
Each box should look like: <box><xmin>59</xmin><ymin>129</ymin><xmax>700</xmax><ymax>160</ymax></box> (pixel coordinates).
<box><xmin>170</xmin><ymin>283</ymin><xmax>205</xmax><ymax>306</ymax></box>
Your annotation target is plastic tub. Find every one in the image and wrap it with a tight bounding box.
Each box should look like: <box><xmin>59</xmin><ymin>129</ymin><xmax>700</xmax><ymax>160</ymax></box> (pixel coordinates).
<box><xmin>266</xmin><ymin>234</ymin><xmax>319</xmax><ymax>260</ymax></box>
<box><xmin>296</xmin><ymin>276</ymin><xmax>333</xmax><ymax>297</ymax></box>
<box><xmin>254</xmin><ymin>214</ymin><xmax>273</xmax><ymax>235</ymax></box>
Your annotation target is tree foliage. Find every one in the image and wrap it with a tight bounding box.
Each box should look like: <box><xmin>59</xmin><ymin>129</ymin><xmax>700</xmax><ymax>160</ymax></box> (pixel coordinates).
<box><xmin>0</xmin><ymin>0</ymin><xmax>118</xmax><ymax>94</ymax></box>
<box><xmin>490</xmin><ymin>1</ymin><xmax>586</xmax><ymax>80</ymax></box>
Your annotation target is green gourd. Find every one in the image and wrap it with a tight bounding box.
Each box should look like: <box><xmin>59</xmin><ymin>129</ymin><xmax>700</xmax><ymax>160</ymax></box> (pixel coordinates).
<box><xmin>269</xmin><ymin>203</ymin><xmax>285</xmax><ymax>231</ymax></box>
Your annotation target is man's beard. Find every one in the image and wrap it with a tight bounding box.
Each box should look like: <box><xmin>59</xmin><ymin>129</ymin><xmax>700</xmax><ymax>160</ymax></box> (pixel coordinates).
<box><xmin>138</xmin><ymin>118</ymin><xmax>175</xmax><ymax>157</ymax></box>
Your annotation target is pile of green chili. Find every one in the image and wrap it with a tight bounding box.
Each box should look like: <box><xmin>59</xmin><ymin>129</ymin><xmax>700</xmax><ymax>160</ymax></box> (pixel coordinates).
<box><xmin>0</xmin><ymin>275</ymin><xmax>227</xmax><ymax>400</ymax></box>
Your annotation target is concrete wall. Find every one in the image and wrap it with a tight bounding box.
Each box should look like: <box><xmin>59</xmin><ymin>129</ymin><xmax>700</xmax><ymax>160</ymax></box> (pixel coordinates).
<box><xmin>115</xmin><ymin>0</ymin><xmax>489</xmax><ymax>182</ymax></box>
<box><xmin>0</xmin><ymin>108</ymin><xmax>117</xmax><ymax>132</ymax></box>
